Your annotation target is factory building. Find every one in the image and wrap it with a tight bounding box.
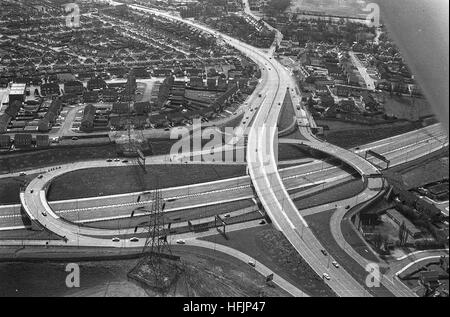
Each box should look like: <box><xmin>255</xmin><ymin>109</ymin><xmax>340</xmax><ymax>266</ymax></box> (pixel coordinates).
<box><xmin>8</xmin><ymin>83</ymin><xmax>26</xmax><ymax>104</ymax></box>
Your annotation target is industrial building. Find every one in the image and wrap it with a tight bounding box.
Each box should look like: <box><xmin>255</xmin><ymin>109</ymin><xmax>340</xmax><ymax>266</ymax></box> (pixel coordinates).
<box><xmin>8</xmin><ymin>83</ymin><xmax>26</xmax><ymax>104</ymax></box>
<box><xmin>80</xmin><ymin>104</ymin><xmax>97</xmax><ymax>132</ymax></box>
<box><xmin>14</xmin><ymin>133</ymin><xmax>33</xmax><ymax>148</ymax></box>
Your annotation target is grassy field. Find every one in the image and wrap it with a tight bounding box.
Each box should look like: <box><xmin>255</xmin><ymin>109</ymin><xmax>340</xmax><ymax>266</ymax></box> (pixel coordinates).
<box><xmin>202</xmin><ymin>225</ymin><xmax>336</xmax><ymax>297</ymax></box>
<box><xmin>47</xmin><ymin>164</ymin><xmax>246</xmax><ymax>201</ymax></box>
<box><xmin>0</xmin><ymin>144</ymin><xmax>118</xmax><ymax>174</ymax></box>
<box><xmin>293</xmin><ymin>178</ymin><xmax>364</xmax><ymax>211</ymax></box>
<box><xmin>322</xmin><ymin>121</ymin><xmax>425</xmax><ymax>149</ymax></box>
<box><xmin>384</xmin><ymin>147</ymin><xmax>449</xmax><ymax>190</ymax></box>
<box><xmin>287</xmin><ymin>0</ymin><xmax>368</xmax><ymax>17</ymax></box>
<box><xmin>277</xmin><ymin>143</ymin><xmax>310</xmax><ymax>161</ymax></box>
<box><xmin>383</xmin><ymin>93</ymin><xmax>434</xmax><ymax>120</ymax></box>
<box><xmin>0</xmin><ymin>245</ymin><xmax>289</xmax><ymax>297</ymax></box>
<box><xmin>0</xmin><ymin>173</ymin><xmax>39</xmax><ymax>204</ymax></box>
<box><xmin>277</xmin><ymin>92</ymin><xmax>296</xmax><ymax>131</ymax></box>
<box><xmin>305</xmin><ymin>210</ymin><xmax>394</xmax><ymax>297</ymax></box>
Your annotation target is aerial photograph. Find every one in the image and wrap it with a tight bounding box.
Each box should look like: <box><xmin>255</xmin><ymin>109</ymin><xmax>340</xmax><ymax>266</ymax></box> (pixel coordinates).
<box><xmin>0</xmin><ymin>0</ymin><xmax>448</xmax><ymax>300</ymax></box>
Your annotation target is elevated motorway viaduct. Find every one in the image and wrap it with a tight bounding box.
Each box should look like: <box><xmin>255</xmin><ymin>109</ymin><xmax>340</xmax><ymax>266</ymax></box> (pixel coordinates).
<box><xmin>0</xmin><ymin>122</ymin><xmax>445</xmax><ymax>231</ymax></box>
<box><xmin>4</xmin><ymin>2</ymin><xmax>449</xmax><ymax>297</ymax></box>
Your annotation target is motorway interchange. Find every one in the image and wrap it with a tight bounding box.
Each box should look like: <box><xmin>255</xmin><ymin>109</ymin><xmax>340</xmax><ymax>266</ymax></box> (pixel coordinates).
<box><xmin>0</xmin><ymin>3</ymin><xmax>449</xmax><ymax>297</ymax></box>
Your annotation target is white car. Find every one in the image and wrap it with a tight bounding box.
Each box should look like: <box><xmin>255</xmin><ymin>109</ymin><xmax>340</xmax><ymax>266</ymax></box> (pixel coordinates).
<box><xmin>19</xmin><ymin>172</ymin><xmax>27</xmax><ymax>176</ymax></box>
<box><xmin>332</xmin><ymin>261</ymin><xmax>340</xmax><ymax>268</ymax></box>
<box><xmin>248</xmin><ymin>260</ymin><xmax>256</xmax><ymax>267</ymax></box>
<box><xmin>112</xmin><ymin>237</ymin><xmax>120</xmax><ymax>242</ymax></box>
<box><xmin>129</xmin><ymin>237</ymin><xmax>139</xmax><ymax>242</ymax></box>
<box><xmin>176</xmin><ymin>239</ymin><xmax>186</xmax><ymax>245</ymax></box>
<box><xmin>323</xmin><ymin>273</ymin><xmax>331</xmax><ymax>280</ymax></box>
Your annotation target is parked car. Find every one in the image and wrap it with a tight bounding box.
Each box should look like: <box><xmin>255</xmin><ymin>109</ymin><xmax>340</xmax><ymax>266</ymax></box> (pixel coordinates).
<box><xmin>332</xmin><ymin>261</ymin><xmax>340</xmax><ymax>268</ymax></box>
<box><xmin>321</xmin><ymin>249</ymin><xmax>328</xmax><ymax>256</ymax></box>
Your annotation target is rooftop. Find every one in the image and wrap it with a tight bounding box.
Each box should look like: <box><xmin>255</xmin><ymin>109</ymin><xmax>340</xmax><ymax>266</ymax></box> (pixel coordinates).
<box><xmin>9</xmin><ymin>83</ymin><xmax>26</xmax><ymax>95</ymax></box>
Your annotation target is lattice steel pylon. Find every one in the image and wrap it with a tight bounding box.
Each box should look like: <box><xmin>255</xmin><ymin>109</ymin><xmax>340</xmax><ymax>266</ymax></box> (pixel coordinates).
<box><xmin>141</xmin><ymin>186</ymin><xmax>171</xmax><ymax>258</ymax></box>
<box><xmin>128</xmin><ymin>185</ymin><xmax>180</xmax><ymax>294</ymax></box>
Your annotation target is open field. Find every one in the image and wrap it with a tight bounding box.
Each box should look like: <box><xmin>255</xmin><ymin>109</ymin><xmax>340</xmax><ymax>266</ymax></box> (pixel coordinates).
<box><xmin>0</xmin><ymin>245</ymin><xmax>289</xmax><ymax>297</ymax></box>
<box><xmin>0</xmin><ymin>229</ymin><xmax>62</xmax><ymax>241</ymax></box>
<box><xmin>0</xmin><ymin>144</ymin><xmax>118</xmax><ymax>174</ymax></box>
<box><xmin>321</xmin><ymin>121</ymin><xmax>425</xmax><ymax>149</ymax></box>
<box><xmin>277</xmin><ymin>143</ymin><xmax>309</xmax><ymax>161</ymax></box>
<box><xmin>294</xmin><ymin>178</ymin><xmax>364</xmax><ymax>210</ymax></box>
<box><xmin>384</xmin><ymin>147</ymin><xmax>449</xmax><ymax>190</ymax></box>
<box><xmin>383</xmin><ymin>94</ymin><xmax>434</xmax><ymax>120</ymax></box>
<box><xmin>287</xmin><ymin>0</ymin><xmax>369</xmax><ymax>17</ymax></box>
<box><xmin>47</xmin><ymin>164</ymin><xmax>246</xmax><ymax>201</ymax></box>
<box><xmin>277</xmin><ymin>92</ymin><xmax>296</xmax><ymax>131</ymax></box>
<box><xmin>0</xmin><ymin>173</ymin><xmax>39</xmax><ymax>204</ymax></box>
<box><xmin>202</xmin><ymin>225</ymin><xmax>336</xmax><ymax>297</ymax></box>
<box><xmin>305</xmin><ymin>210</ymin><xmax>394</xmax><ymax>297</ymax></box>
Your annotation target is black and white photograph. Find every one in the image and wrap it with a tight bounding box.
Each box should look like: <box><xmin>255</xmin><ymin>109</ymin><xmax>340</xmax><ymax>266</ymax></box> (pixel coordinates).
<box><xmin>0</xmin><ymin>0</ymin><xmax>448</xmax><ymax>301</ymax></box>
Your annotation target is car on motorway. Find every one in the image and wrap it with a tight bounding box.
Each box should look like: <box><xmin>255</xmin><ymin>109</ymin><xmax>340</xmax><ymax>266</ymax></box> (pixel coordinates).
<box><xmin>129</xmin><ymin>237</ymin><xmax>139</xmax><ymax>242</ymax></box>
<box><xmin>248</xmin><ymin>260</ymin><xmax>256</xmax><ymax>267</ymax></box>
<box><xmin>19</xmin><ymin>172</ymin><xmax>27</xmax><ymax>176</ymax></box>
<box><xmin>332</xmin><ymin>261</ymin><xmax>340</xmax><ymax>268</ymax></box>
<box><xmin>37</xmin><ymin>175</ymin><xmax>43</xmax><ymax>179</ymax></box>
<box><xmin>122</xmin><ymin>160</ymin><xmax>129</xmax><ymax>163</ymax></box>
<box><xmin>323</xmin><ymin>273</ymin><xmax>331</xmax><ymax>280</ymax></box>
<box><xmin>107</xmin><ymin>159</ymin><xmax>113</xmax><ymax>162</ymax></box>
<box><xmin>41</xmin><ymin>211</ymin><xmax>47</xmax><ymax>217</ymax></box>
<box><xmin>321</xmin><ymin>249</ymin><xmax>328</xmax><ymax>256</ymax></box>
<box><xmin>114</xmin><ymin>158</ymin><xmax>120</xmax><ymax>162</ymax></box>
<box><xmin>176</xmin><ymin>239</ymin><xmax>186</xmax><ymax>245</ymax></box>
<box><xmin>112</xmin><ymin>237</ymin><xmax>120</xmax><ymax>242</ymax></box>
<box><xmin>71</xmin><ymin>137</ymin><xmax>78</xmax><ymax>141</ymax></box>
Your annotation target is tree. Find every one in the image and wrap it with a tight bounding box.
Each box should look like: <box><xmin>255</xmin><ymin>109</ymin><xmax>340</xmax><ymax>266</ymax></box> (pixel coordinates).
<box><xmin>398</xmin><ymin>221</ymin><xmax>408</xmax><ymax>246</ymax></box>
<box><xmin>266</xmin><ymin>0</ymin><xmax>291</xmax><ymax>14</ymax></box>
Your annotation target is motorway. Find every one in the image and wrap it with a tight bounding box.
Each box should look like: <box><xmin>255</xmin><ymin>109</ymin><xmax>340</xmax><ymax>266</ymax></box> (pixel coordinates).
<box><xmin>1</xmin><ymin>123</ymin><xmax>445</xmax><ymax>231</ymax></box>
<box><xmin>1</xmin><ymin>3</ymin><xmax>449</xmax><ymax>297</ymax></box>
